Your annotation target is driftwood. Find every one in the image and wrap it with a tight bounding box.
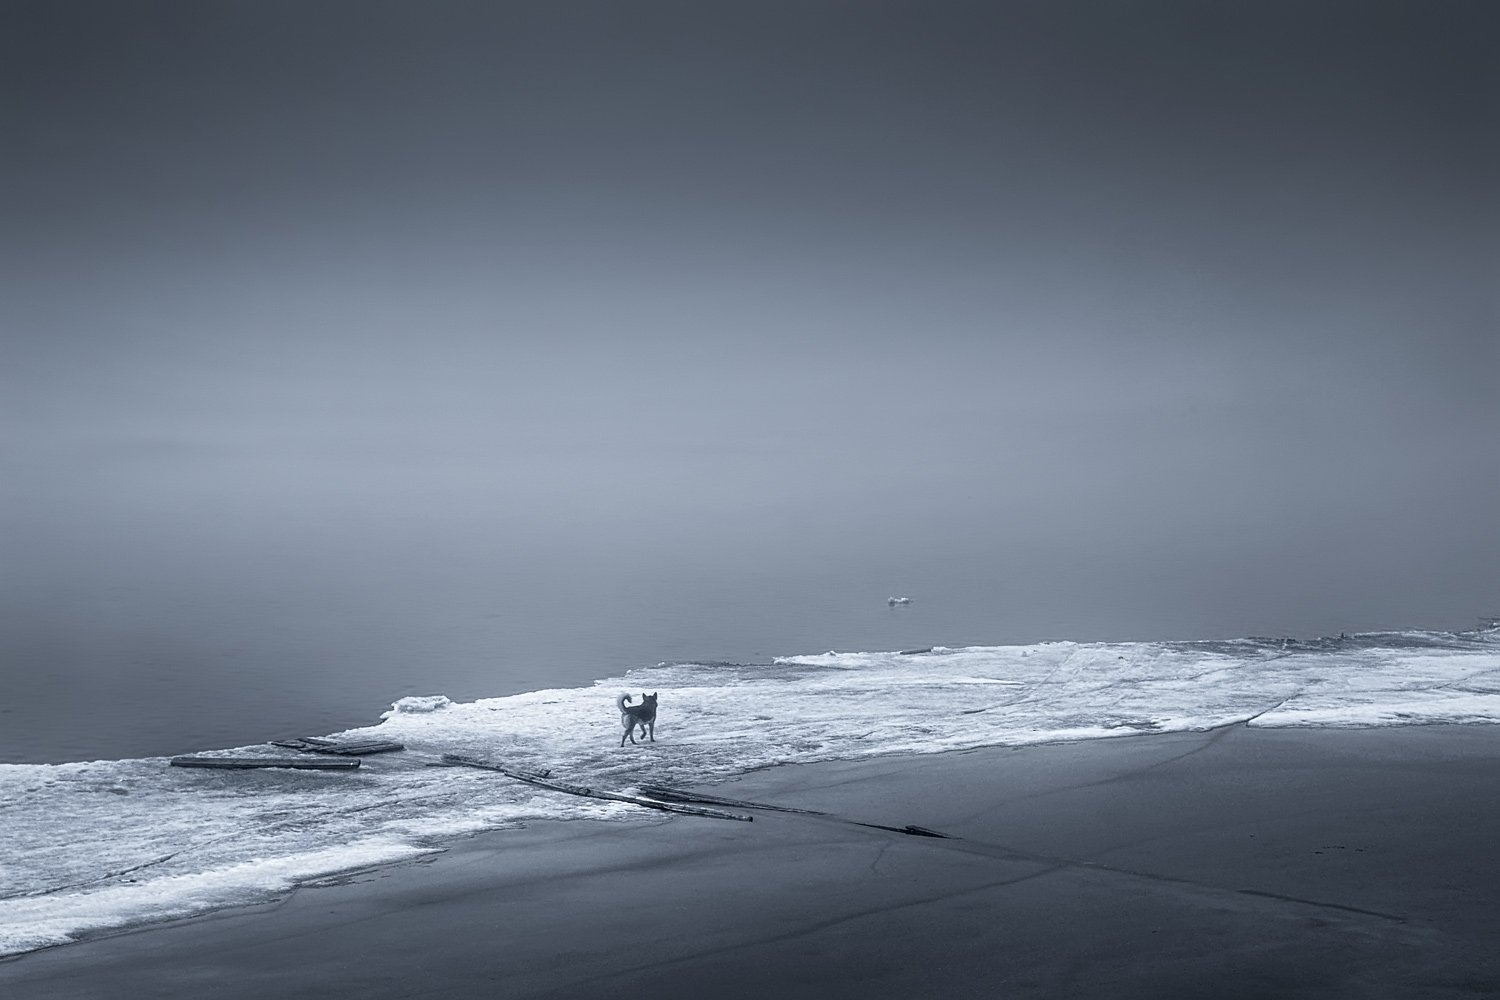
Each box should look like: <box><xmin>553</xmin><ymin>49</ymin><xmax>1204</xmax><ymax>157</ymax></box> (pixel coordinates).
<box><xmin>439</xmin><ymin>754</ymin><xmax>753</xmax><ymax>823</ymax></box>
<box><xmin>171</xmin><ymin>756</ymin><xmax>361</xmax><ymax>771</ymax></box>
<box><xmin>639</xmin><ymin>784</ymin><xmax>948</xmax><ymax>838</ymax></box>
<box><xmin>272</xmin><ymin>737</ymin><xmax>406</xmax><ymax>756</ymax></box>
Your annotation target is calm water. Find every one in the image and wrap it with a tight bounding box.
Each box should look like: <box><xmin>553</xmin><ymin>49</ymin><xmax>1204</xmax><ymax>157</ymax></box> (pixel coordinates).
<box><xmin>2</xmin><ymin>542</ymin><xmax>1025</xmax><ymax>763</ymax></box>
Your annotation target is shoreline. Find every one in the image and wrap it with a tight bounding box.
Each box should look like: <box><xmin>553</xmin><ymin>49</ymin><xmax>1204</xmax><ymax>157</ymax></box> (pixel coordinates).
<box><xmin>4</xmin><ymin>723</ymin><xmax>1498</xmax><ymax>998</ymax></box>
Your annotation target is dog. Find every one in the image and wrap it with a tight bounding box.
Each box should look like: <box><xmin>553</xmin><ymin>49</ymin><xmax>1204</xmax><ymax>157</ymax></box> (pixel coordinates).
<box><xmin>618</xmin><ymin>692</ymin><xmax>658</xmax><ymax>747</ymax></box>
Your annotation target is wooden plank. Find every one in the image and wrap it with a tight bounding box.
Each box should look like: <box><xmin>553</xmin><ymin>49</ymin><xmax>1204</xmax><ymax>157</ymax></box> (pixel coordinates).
<box><xmin>170</xmin><ymin>756</ymin><xmax>361</xmax><ymax>770</ymax></box>
<box><xmin>270</xmin><ymin>738</ymin><xmax>405</xmax><ymax>755</ymax></box>
<box><xmin>319</xmin><ymin>741</ymin><xmax>405</xmax><ymax>755</ymax></box>
<box><xmin>440</xmin><ymin>754</ymin><xmax>753</xmax><ymax>823</ymax></box>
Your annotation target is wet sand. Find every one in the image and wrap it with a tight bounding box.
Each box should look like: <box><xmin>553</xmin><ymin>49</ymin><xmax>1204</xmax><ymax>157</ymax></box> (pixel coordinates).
<box><xmin>3</xmin><ymin>724</ymin><xmax>1498</xmax><ymax>999</ymax></box>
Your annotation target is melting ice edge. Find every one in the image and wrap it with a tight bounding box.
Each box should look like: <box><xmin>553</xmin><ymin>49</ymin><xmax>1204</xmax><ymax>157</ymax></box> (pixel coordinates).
<box><xmin>3</xmin><ymin>628</ymin><xmax>1498</xmax><ymax>956</ymax></box>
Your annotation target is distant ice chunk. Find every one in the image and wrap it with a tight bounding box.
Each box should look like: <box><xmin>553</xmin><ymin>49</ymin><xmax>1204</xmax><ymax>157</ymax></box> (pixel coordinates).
<box><xmin>887</xmin><ymin>596</ymin><xmax>912</xmax><ymax>606</ymax></box>
<box><xmin>382</xmin><ymin>695</ymin><xmax>452</xmax><ymax>718</ymax></box>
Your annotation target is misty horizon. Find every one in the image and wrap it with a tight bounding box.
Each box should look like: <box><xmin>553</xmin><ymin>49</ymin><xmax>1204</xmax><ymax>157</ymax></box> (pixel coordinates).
<box><xmin>2</xmin><ymin>1</ymin><xmax>1496</xmax><ymax>760</ymax></box>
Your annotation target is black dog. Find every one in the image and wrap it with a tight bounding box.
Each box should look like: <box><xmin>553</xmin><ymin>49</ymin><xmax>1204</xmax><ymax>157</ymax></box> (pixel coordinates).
<box><xmin>617</xmin><ymin>692</ymin><xmax>658</xmax><ymax>747</ymax></box>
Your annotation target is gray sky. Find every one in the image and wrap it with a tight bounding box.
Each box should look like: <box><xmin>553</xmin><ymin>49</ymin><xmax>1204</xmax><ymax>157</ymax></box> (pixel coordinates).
<box><xmin>4</xmin><ymin>0</ymin><xmax>1497</xmax><ymax>639</ymax></box>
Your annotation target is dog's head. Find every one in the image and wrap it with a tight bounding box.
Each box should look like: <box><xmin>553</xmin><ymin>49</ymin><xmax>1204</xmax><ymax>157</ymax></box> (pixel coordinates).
<box><xmin>641</xmin><ymin>692</ymin><xmax>658</xmax><ymax>708</ymax></box>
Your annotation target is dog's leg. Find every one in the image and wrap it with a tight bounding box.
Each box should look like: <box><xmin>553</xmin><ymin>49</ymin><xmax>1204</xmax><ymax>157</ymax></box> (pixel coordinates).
<box><xmin>647</xmin><ymin>720</ymin><xmax>654</xmax><ymax>742</ymax></box>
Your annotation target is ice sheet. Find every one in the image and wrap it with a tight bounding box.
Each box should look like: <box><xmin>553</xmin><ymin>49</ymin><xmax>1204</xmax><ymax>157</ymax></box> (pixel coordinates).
<box><xmin>3</xmin><ymin>628</ymin><xmax>1495</xmax><ymax>956</ymax></box>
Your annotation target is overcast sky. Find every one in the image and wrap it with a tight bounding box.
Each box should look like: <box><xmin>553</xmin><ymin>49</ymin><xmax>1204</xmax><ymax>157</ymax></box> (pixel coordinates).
<box><xmin>3</xmin><ymin>1</ymin><xmax>1497</xmax><ymax>638</ymax></box>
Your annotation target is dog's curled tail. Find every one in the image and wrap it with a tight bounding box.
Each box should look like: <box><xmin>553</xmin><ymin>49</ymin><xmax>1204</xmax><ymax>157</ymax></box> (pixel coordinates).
<box><xmin>617</xmin><ymin>693</ymin><xmax>633</xmax><ymax>713</ymax></box>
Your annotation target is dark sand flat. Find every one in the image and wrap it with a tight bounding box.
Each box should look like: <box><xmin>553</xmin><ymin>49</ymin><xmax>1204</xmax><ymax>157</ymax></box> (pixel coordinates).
<box><xmin>3</xmin><ymin>725</ymin><xmax>1497</xmax><ymax>999</ymax></box>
